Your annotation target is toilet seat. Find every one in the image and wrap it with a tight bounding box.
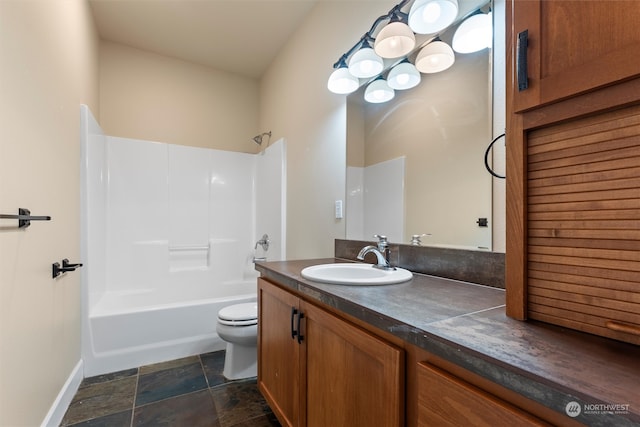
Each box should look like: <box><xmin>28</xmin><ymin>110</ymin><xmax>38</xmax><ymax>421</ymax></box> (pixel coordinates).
<box><xmin>217</xmin><ymin>302</ymin><xmax>257</xmax><ymax>326</ymax></box>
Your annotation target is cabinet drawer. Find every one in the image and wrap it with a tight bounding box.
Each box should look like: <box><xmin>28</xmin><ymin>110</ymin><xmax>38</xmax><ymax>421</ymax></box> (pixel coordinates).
<box><xmin>417</xmin><ymin>362</ymin><xmax>549</xmax><ymax>427</ymax></box>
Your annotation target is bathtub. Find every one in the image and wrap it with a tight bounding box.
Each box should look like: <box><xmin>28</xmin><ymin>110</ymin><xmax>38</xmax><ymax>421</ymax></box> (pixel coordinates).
<box><xmin>83</xmin><ymin>278</ymin><xmax>257</xmax><ymax>377</ymax></box>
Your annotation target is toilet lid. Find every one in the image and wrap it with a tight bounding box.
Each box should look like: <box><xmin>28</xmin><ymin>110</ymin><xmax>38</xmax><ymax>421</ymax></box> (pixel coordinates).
<box><xmin>218</xmin><ymin>302</ymin><xmax>257</xmax><ymax>323</ymax></box>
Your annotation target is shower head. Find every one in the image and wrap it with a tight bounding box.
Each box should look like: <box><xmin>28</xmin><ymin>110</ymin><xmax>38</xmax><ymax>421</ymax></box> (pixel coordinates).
<box><xmin>252</xmin><ymin>131</ymin><xmax>271</xmax><ymax>145</ymax></box>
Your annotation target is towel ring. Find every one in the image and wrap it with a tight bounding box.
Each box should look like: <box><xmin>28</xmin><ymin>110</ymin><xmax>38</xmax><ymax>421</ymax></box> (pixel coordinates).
<box><xmin>484</xmin><ymin>133</ymin><xmax>505</xmax><ymax>179</ymax></box>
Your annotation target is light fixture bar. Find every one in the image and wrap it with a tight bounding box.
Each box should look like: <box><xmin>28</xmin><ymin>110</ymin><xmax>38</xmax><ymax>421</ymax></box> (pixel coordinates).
<box><xmin>330</xmin><ymin>0</ymin><xmax>412</xmax><ymax>70</ymax></box>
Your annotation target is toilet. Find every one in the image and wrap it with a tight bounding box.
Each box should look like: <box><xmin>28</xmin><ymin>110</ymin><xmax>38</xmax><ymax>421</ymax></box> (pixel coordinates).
<box><xmin>216</xmin><ymin>302</ymin><xmax>258</xmax><ymax>380</ymax></box>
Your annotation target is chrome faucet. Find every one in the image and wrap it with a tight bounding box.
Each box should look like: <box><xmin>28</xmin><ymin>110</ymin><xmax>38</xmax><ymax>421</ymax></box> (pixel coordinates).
<box><xmin>253</xmin><ymin>234</ymin><xmax>270</xmax><ymax>263</ymax></box>
<box><xmin>255</xmin><ymin>234</ymin><xmax>270</xmax><ymax>251</ymax></box>
<box><xmin>357</xmin><ymin>234</ymin><xmax>395</xmax><ymax>270</ymax></box>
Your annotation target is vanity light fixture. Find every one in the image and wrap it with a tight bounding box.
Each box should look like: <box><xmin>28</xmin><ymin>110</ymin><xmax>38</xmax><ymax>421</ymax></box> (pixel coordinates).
<box><xmin>452</xmin><ymin>11</ymin><xmax>493</xmax><ymax>53</ymax></box>
<box><xmin>374</xmin><ymin>15</ymin><xmax>416</xmax><ymax>59</ymax></box>
<box><xmin>415</xmin><ymin>39</ymin><xmax>455</xmax><ymax>73</ymax></box>
<box><xmin>408</xmin><ymin>0</ymin><xmax>459</xmax><ymax>35</ymax></box>
<box><xmin>387</xmin><ymin>60</ymin><xmax>421</xmax><ymax>90</ymax></box>
<box><xmin>327</xmin><ymin>56</ymin><xmax>359</xmax><ymax>94</ymax></box>
<box><xmin>364</xmin><ymin>78</ymin><xmax>395</xmax><ymax>103</ymax></box>
<box><xmin>327</xmin><ymin>0</ymin><xmax>491</xmax><ymax>97</ymax></box>
<box><xmin>348</xmin><ymin>36</ymin><xmax>384</xmax><ymax>78</ymax></box>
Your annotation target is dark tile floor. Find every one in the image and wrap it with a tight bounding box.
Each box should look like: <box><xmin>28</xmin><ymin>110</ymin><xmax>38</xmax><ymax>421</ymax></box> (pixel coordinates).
<box><xmin>60</xmin><ymin>351</ymin><xmax>281</xmax><ymax>427</ymax></box>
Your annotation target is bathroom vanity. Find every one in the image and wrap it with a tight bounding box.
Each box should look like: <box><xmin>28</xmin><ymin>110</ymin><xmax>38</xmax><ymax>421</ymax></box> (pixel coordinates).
<box><xmin>258</xmin><ymin>277</ymin><xmax>402</xmax><ymax>426</ymax></box>
<box><xmin>255</xmin><ymin>259</ymin><xmax>640</xmax><ymax>427</ymax></box>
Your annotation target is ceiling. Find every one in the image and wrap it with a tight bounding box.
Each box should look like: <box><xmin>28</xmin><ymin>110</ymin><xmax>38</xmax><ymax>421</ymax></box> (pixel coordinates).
<box><xmin>88</xmin><ymin>0</ymin><xmax>318</xmax><ymax>79</ymax></box>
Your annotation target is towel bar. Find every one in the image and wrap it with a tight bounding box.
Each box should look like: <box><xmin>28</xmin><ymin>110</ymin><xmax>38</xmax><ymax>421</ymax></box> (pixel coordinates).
<box><xmin>0</xmin><ymin>208</ymin><xmax>51</xmax><ymax>228</ymax></box>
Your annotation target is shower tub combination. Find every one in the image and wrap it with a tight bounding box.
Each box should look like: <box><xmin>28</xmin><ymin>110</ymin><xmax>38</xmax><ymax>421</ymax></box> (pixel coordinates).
<box><xmin>86</xmin><ymin>272</ymin><xmax>258</xmax><ymax>376</ymax></box>
<box><xmin>80</xmin><ymin>106</ymin><xmax>285</xmax><ymax>376</ymax></box>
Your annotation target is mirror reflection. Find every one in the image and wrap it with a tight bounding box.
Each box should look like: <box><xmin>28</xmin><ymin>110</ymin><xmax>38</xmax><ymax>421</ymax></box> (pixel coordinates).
<box><xmin>345</xmin><ymin>8</ymin><xmax>495</xmax><ymax>249</ymax></box>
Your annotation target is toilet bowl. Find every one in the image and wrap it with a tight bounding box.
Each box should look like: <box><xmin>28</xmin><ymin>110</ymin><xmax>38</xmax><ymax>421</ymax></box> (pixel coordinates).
<box><xmin>216</xmin><ymin>302</ymin><xmax>258</xmax><ymax>380</ymax></box>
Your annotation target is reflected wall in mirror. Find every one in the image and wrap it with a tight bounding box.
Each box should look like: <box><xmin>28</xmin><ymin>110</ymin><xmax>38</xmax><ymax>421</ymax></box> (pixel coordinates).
<box><xmin>346</xmin><ymin>20</ymin><xmax>493</xmax><ymax>249</ymax></box>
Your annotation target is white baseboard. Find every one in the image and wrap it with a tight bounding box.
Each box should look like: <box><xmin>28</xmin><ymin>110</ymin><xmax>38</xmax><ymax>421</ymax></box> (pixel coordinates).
<box><xmin>40</xmin><ymin>359</ymin><xmax>83</xmax><ymax>427</ymax></box>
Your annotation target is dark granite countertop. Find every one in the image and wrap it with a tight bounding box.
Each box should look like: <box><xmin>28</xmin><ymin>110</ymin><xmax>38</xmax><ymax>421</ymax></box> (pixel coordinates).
<box><xmin>255</xmin><ymin>258</ymin><xmax>640</xmax><ymax>427</ymax></box>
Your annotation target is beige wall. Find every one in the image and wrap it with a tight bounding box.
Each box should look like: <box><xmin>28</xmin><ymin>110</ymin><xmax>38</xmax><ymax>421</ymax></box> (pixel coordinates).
<box><xmin>0</xmin><ymin>0</ymin><xmax>99</xmax><ymax>425</ymax></box>
<box><xmin>100</xmin><ymin>42</ymin><xmax>260</xmax><ymax>152</ymax></box>
<box><xmin>259</xmin><ymin>1</ymin><xmax>392</xmax><ymax>259</ymax></box>
<box><xmin>347</xmin><ymin>96</ymin><xmax>366</xmax><ymax>168</ymax></box>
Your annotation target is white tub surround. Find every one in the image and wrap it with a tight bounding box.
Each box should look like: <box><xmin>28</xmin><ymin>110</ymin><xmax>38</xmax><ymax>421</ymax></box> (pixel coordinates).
<box><xmin>346</xmin><ymin>157</ymin><xmax>405</xmax><ymax>243</ymax></box>
<box><xmin>80</xmin><ymin>105</ymin><xmax>285</xmax><ymax>376</ymax></box>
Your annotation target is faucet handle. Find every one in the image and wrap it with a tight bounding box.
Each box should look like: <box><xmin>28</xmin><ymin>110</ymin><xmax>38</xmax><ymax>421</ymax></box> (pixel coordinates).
<box><xmin>410</xmin><ymin>233</ymin><xmax>431</xmax><ymax>246</ymax></box>
<box><xmin>255</xmin><ymin>234</ymin><xmax>270</xmax><ymax>251</ymax></box>
<box><xmin>373</xmin><ymin>234</ymin><xmax>388</xmax><ymax>248</ymax></box>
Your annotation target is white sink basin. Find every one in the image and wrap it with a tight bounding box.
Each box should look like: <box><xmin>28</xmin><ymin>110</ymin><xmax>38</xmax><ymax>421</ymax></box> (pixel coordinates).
<box><xmin>300</xmin><ymin>263</ymin><xmax>412</xmax><ymax>285</ymax></box>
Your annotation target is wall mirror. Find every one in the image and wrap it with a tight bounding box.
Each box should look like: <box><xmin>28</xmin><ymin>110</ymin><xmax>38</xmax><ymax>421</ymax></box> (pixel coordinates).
<box><xmin>345</xmin><ymin>0</ymin><xmax>501</xmax><ymax>250</ymax></box>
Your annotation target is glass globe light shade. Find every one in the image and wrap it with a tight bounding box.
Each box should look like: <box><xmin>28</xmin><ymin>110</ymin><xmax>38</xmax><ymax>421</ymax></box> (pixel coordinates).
<box><xmin>415</xmin><ymin>41</ymin><xmax>455</xmax><ymax>73</ymax></box>
<box><xmin>452</xmin><ymin>12</ymin><xmax>493</xmax><ymax>53</ymax></box>
<box><xmin>348</xmin><ymin>47</ymin><xmax>384</xmax><ymax>78</ymax></box>
<box><xmin>327</xmin><ymin>66</ymin><xmax>359</xmax><ymax>94</ymax></box>
<box><xmin>364</xmin><ymin>79</ymin><xmax>395</xmax><ymax>103</ymax></box>
<box><xmin>374</xmin><ymin>22</ymin><xmax>416</xmax><ymax>58</ymax></box>
<box><xmin>387</xmin><ymin>62</ymin><xmax>421</xmax><ymax>90</ymax></box>
<box><xmin>408</xmin><ymin>0</ymin><xmax>459</xmax><ymax>35</ymax></box>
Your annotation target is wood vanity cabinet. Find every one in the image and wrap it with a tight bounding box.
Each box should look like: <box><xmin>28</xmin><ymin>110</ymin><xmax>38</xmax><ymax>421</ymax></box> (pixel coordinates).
<box><xmin>258</xmin><ymin>278</ymin><xmax>301</xmax><ymax>427</ymax></box>
<box><xmin>417</xmin><ymin>363</ymin><xmax>550</xmax><ymax>427</ymax></box>
<box><xmin>257</xmin><ymin>278</ymin><xmax>404</xmax><ymax>427</ymax></box>
<box><xmin>506</xmin><ymin>0</ymin><xmax>640</xmax><ymax>344</ymax></box>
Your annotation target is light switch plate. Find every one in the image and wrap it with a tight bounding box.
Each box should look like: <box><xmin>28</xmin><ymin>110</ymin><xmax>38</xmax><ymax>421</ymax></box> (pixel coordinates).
<box><xmin>335</xmin><ymin>200</ymin><xmax>343</xmax><ymax>219</ymax></box>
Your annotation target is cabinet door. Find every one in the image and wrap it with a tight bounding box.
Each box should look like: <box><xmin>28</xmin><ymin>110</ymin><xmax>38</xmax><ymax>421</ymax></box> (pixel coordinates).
<box><xmin>524</xmin><ymin>104</ymin><xmax>640</xmax><ymax>345</ymax></box>
<box><xmin>302</xmin><ymin>301</ymin><xmax>404</xmax><ymax>427</ymax></box>
<box><xmin>510</xmin><ymin>0</ymin><xmax>640</xmax><ymax>112</ymax></box>
<box><xmin>258</xmin><ymin>278</ymin><xmax>301</xmax><ymax>427</ymax></box>
<box><xmin>417</xmin><ymin>363</ymin><xmax>550</xmax><ymax>427</ymax></box>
